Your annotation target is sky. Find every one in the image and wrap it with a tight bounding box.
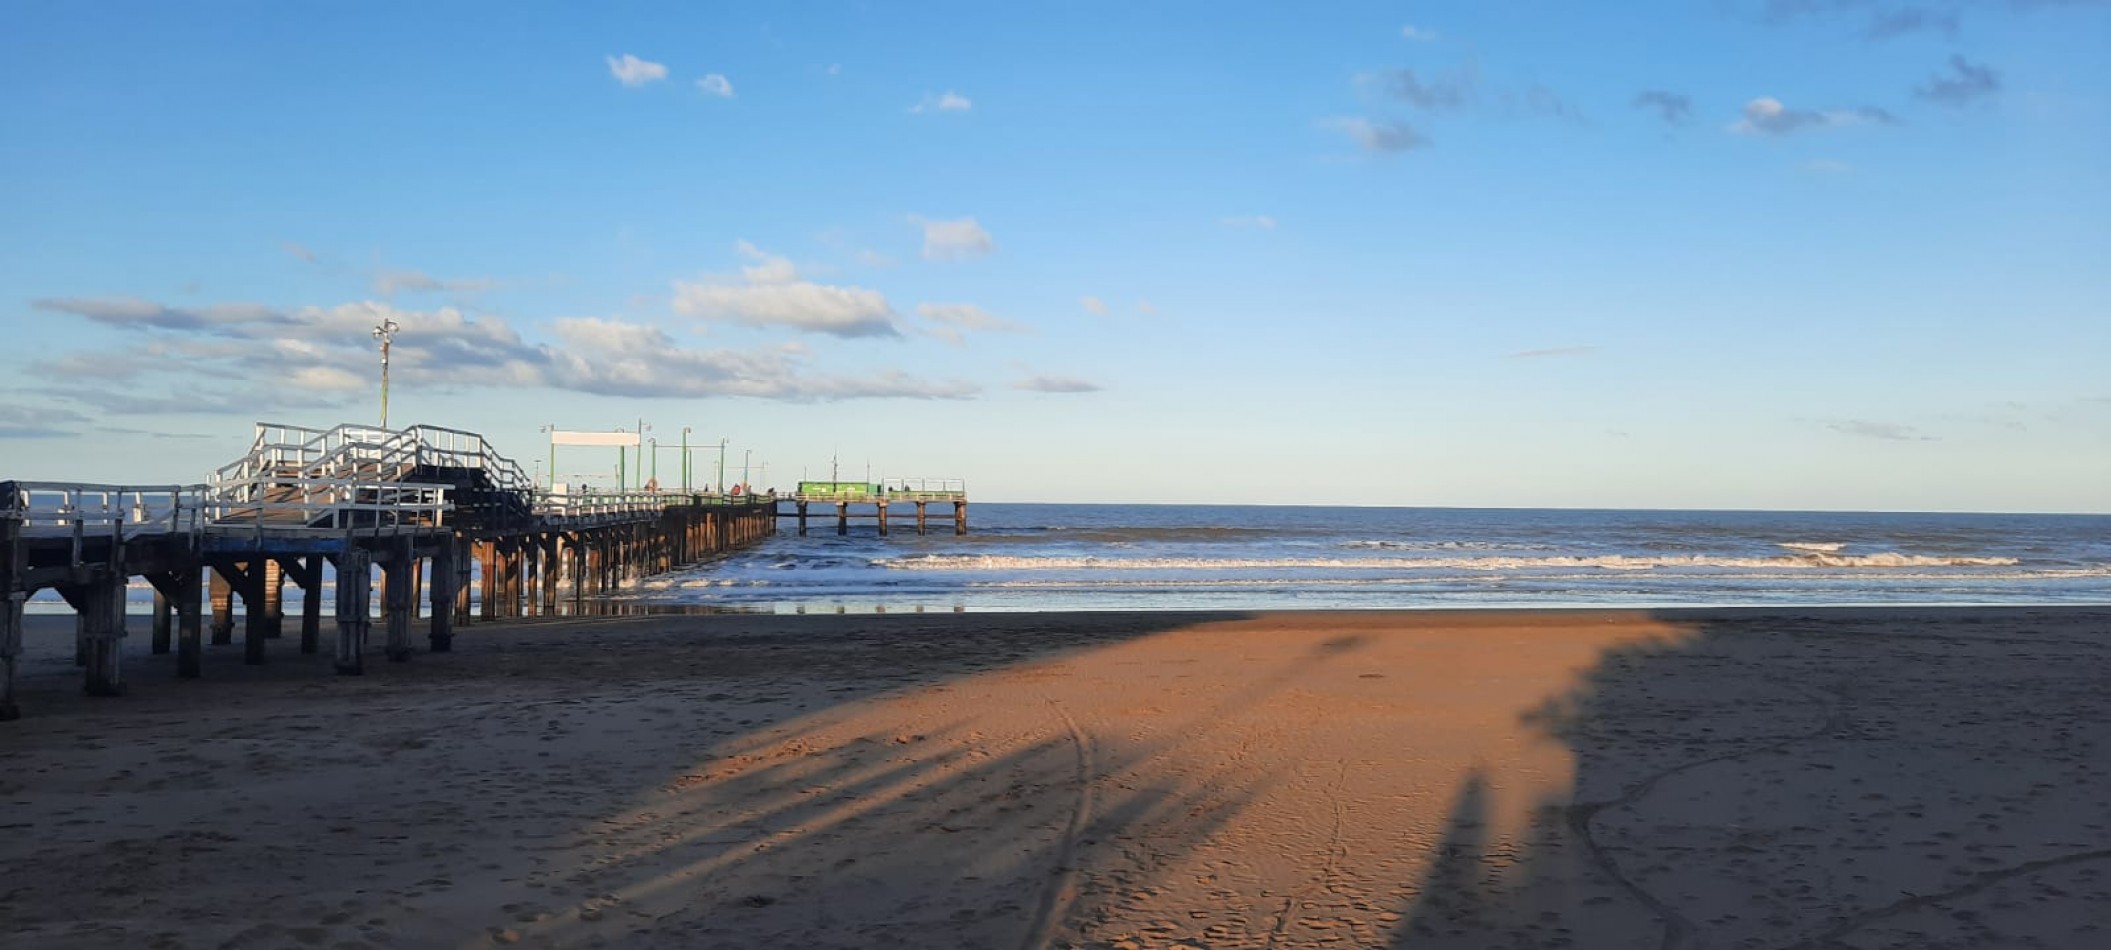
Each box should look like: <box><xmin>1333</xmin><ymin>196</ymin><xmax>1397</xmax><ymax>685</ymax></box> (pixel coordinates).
<box><xmin>1</xmin><ymin>1</ymin><xmax>2107</xmax><ymax>511</ymax></box>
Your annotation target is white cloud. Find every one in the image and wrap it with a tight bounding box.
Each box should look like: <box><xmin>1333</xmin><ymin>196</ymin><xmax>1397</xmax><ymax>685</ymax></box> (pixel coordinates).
<box><xmin>372</xmin><ymin>269</ymin><xmax>496</xmax><ymax>296</ymax></box>
<box><xmin>607</xmin><ymin>54</ymin><xmax>669</xmax><ymax>87</ymax></box>
<box><xmin>911</xmin><ymin>91</ymin><xmax>973</xmax><ymax>113</ymax></box>
<box><xmin>697</xmin><ymin>73</ymin><xmax>734</xmax><ymax>98</ymax></box>
<box><xmin>1014</xmin><ymin>375</ymin><xmax>1102</xmax><ymax>394</ymax></box>
<box><xmin>1080</xmin><ymin>296</ymin><xmax>1108</xmax><ymax>316</ymax></box>
<box><xmin>911</xmin><ymin>215</ymin><xmax>995</xmax><ymax>260</ymax></box>
<box><xmin>735</xmin><ymin>240</ymin><xmax>799</xmax><ymax>283</ymax></box>
<box><xmin>1322</xmin><ymin>116</ymin><xmax>1430</xmax><ymax>153</ymax></box>
<box><xmin>915</xmin><ymin>303</ymin><xmax>1030</xmax><ymax>344</ymax></box>
<box><xmin>1401</xmin><ymin>24</ymin><xmax>1439</xmax><ymax>41</ymax></box>
<box><xmin>1730</xmin><ymin>97</ymin><xmax>1897</xmax><ymax>136</ymax></box>
<box><xmin>287</xmin><ymin>366</ymin><xmax>367</xmax><ymax>392</ymax></box>
<box><xmin>1506</xmin><ymin>345</ymin><xmax>1597</xmax><ymax>359</ymax></box>
<box><xmin>1220</xmin><ymin>215</ymin><xmax>1277</xmax><ymax>230</ymax></box>
<box><xmin>31</xmin><ymin>296</ymin><xmax>970</xmax><ymax>406</ymax></box>
<box><xmin>673</xmin><ymin>241</ymin><xmax>899</xmax><ymax>338</ymax></box>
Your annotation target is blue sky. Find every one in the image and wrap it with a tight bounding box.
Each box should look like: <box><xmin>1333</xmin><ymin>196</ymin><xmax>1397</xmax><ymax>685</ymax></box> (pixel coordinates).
<box><xmin>2</xmin><ymin>1</ymin><xmax>2106</xmax><ymax>511</ymax></box>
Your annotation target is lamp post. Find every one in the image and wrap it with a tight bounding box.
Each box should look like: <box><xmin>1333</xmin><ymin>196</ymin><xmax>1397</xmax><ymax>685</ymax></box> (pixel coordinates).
<box><xmin>538</xmin><ymin>423</ymin><xmax>555</xmax><ymax>490</ymax></box>
<box><xmin>635</xmin><ymin>419</ymin><xmax>650</xmax><ymax>486</ymax></box>
<box><xmin>648</xmin><ymin>437</ymin><xmax>658</xmax><ymax>488</ymax></box>
<box><xmin>742</xmin><ymin>449</ymin><xmax>752</xmax><ymax>490</ymax></box>
<box><xmin>615</xmin><ymin>427</ymin><xmax>627</xmax><ymax>490</ymax></box>
<box><xmin>717</xmin><ymin>437</ymin><xmax>728</xmax><ymax>494</ymax></box>
<box><xmin>371</xmin><ymin>317</ymin><xmax>400</xmax><ymax>428</ymax></box>
<box><xmin>681</xmin><ymin>426</ymin><xmax>692</xmax><ymax>493</ymax></box>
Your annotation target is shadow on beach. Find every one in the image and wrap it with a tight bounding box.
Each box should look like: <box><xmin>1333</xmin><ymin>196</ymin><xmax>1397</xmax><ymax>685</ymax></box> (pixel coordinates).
<box><xmin>4</xmin><ymin>607</ymin><xmax>2109</xmax><ymax>949</ymax></box>
<box><xmin>1388</xmin><ymin>607</ymin><xmax>2111</xmax><ymax>950</ymax></box>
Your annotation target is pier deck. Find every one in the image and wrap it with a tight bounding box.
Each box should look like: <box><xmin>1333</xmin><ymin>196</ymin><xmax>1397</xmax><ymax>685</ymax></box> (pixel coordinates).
<box><xmin>1</xmin><ymin>422</ymin><xmax>777</xmax><ymax>720</ymax></box>
<box><xmin>777</xmin><ymin>478</ymin><xmax>969</xmax><ymax>535</ymax></box>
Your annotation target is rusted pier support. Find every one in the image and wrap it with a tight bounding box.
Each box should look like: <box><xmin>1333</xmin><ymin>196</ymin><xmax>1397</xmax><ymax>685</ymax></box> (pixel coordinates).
<box><xmin>955</xmin><ymin>501</ymin><xmax>968</xmax><ymax>536</ymax></box>
<box><xmin>261</xmin><ymin>558</ymin><xmax>285</xmax><ymax>640</ymax></box>
<box><xmin>334</xmin><ymin>548</ymin><xmax>372</xmax><ymax>676</ymax></box>
<box><xmin>878</xmin><ymin>503</ymin><xmax>890</xmax><ymax>537</ymax></box>
<box><xmin>478</xmin><ymin>540</ymin><xmax>499</xmax><ymax>621</ymax></box>
<box><xmin>916</xmin><ymin>502</ymin><xmax>928</xmax><ymax>535</ymax></box>
<box><xmin>209</xmin><ymin>570</ymin><xmax>234</xmax><ymax>646</ymax></box>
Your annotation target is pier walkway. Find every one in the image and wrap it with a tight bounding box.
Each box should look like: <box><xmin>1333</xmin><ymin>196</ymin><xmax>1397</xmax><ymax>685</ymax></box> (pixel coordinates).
<box><xmin>779</xmin><ymin>478</ymin><xmax>969</xmax><ymax>536</ymax></box>
<box><xmin>1</xmin><ymin>422</ymin><xmax>774</xmax><ymax>720</ymax></box>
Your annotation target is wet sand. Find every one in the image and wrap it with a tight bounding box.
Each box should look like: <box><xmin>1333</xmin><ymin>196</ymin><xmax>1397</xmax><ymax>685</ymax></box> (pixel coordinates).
<box><xmin>2</xmin><ymin>607</ymin><xmax>2108</xmax><ymax>949</ymax></box>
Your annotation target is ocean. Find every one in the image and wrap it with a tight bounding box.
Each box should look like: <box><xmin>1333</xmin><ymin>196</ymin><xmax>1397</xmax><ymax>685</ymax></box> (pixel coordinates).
<box><xmin>30</xmin><ymin>504</ymin><xmax>2108</xmax><ymax>616</ymax></box>
<box><xmin>623</xmin><ymin>504</ymin><xmax>2111</xmax><ymax>613</ymax></box>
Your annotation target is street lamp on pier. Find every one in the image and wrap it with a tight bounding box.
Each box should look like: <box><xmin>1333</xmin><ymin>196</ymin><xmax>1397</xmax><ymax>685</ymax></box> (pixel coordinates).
<box><xmin>371</xmin><ymin>317</ymin><xmax>400</xmax><ymax>428</ymax></box>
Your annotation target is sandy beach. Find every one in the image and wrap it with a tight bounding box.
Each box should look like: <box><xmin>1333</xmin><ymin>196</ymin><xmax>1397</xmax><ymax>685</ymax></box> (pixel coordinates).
<box><xmin>1</xmin><ymin>606</ymin><xmax>2107</xmax><ymax>949</ymax></box>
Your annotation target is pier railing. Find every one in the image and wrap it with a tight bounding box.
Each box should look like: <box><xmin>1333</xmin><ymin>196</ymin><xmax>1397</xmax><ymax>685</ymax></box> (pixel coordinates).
<box><xmin>1</xmin><ymin>481</ymin><xmax>208</xmax><ymax>541</ymax></box>
<box><xmin>214</xmin><ymin>422</ymin><xmax>537</xmax><ymax>502</ymax></box>
<box><xmin>203</xmin><ymin>473</ymin><xmax>453</xmax><ymax>539</ymax></box>
<box><xmin>530</xmin><ymin>489</ymin><xmax>778</xmax><ymax>524</ymax></box>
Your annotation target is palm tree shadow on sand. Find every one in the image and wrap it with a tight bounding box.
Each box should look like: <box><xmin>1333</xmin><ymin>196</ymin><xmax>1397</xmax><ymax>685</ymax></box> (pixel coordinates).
<box><xmin>1390</xmin><ymin>607</ymin><xmax>2111</xmax><ymax>950</ymax></box>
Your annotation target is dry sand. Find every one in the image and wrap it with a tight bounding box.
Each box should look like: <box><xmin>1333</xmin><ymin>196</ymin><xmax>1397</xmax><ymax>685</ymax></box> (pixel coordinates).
<box><xmin>1</xmin><ymin>606</ymin><xmax>2108</xmax><ymax>949</ymax></box>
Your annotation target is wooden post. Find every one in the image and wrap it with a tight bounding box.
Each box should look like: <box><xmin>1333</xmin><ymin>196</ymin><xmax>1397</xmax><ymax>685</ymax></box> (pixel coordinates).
<box><xmin>479</xmin><ymin>540</ymin><xmax>498</xmax><ymax>621</ymax></box>
<box><xmin>428</xmin><ymin>537</ymin><xmax>456</xmax><ymax>653</ymax></box>
<box><xmin>916</xmin><ymin>502</ymin><xmax>928</xmax><ymax>535</ymax></box>
<box><xmin>955</xmin><ymin>501</ymin><xmax>968</xmax><ymax>536</ymax></box>
<box><xmin>262</xmin><ymin>558</ymin><xmax>285</xmax><ymax>639</ymax></box>
<box><xmin>797</xmin><ymin>501</ymin><xmax>808</xmax><ymax>536</ymax></box>
<box><xmin>570</xmin><ymin>534</ymin><xmax>585</xmax><ymax>603</ymax></box>
<box><xmin>209</xmin><ymin>567</ymin><xmax>234</xmax><ymax>645</ymax></box>
<box><xmin>294</xmin><ymin>556</ymin><xmax>323</xmax><ymax>654</ymax></box>
<box><xmin>151</xmin><ymin>587</ymin><xmax>173</xmax><ymax>654</ymax></box>
<box><xmin>80</xmin><ymin>574</ymin><xmax>126</xmax><ymax>696</ymax></box>
<box><xmin>0</xmin><ymin>588</ymin><xmax>22</xmax><ymax>720</ymax></box>
<box><xmin>175</xmin><ymin>566</ymin><xmax>202</xmax><ymax>679</ymax></box>
<box><xmin>541</xmin><ymin>536</ymin><xmax>559</xmax><ymax>614</ymax></box>
<box><xmin>1</xmin><ymin>503</ymin><xmax>21</xmax><ymax>720</ymax></box>
<box><xmin>235</xmin><ymin>561</ymin><xmax>269</xmax><ymax>666</ymax></box>
<box><xmin>409</xmin><ymin>556</ymin><xmax>424</xmax><ymax>622</ymax></box>
<box><xmin>452</xmin><ymin>537</ymin><xmax>472</xmax><ymax>626</ymax></box>
<box><xmin>384</xmin><ymin>540</ymin><xmax>412</xmax><ymax>662</ymax></box>
<box><xmin>836</xmin><ymin>502</ymin><xmax>848</xmax><ymax>536</ymax></box>
<box><xmin>877</xmin><ymin>502</ymin><xmax>889</xmax><ymax>537</ymax></box>
<box><xmin>334</xmin><ymin>547</ymin><xmax>372</xmax><ymax>676</ymax></box>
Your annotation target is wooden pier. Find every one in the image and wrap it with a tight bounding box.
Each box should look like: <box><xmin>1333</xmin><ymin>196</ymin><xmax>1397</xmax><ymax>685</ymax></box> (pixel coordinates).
<box><xmin>0</xmin><ymin>422</ymin><xmax>775</xmax><ymax>720</ymax></box>
<box><xmin>778</xmin><ymin>479</ymin><xmax>969</xmax><ymax>536</ymax></box>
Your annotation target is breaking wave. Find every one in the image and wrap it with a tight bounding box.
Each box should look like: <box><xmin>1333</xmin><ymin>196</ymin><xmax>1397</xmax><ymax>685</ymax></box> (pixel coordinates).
<box><xmin>878</xmin><ymin>552</ymin><xmax>2025</xmax><ymax>572</ymax></box>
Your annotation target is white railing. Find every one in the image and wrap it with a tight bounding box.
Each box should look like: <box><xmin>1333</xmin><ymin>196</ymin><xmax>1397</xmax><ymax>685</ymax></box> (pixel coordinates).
<box><xmin>203</xmin><ymin>474</ymin><xmax>452</xmax><ymax>540</ymax></box>
<box><xmin>530</xmin><ymin>489</ymin><xmax>777</xmax><ymax>523</ymax></box>
<box><xmin>2</xmin><ymin>482</ymin><xmax>208</xmax><ymax>542</ymax></box>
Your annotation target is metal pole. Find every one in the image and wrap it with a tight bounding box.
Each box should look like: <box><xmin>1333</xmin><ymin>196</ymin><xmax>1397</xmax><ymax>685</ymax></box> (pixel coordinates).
<box><xmin>371</xmin><ymin>318</ymin><xmax>400</xmax><ymax>429</ymax></box>
<box><xmin>681</xmin><ymin>427</ymin><xmax>690</xmax><ymax>493</ymax></box>
<box><xmin>718</xmin><ymin>438</ymin><xmax>727</xmax><ymax>494</ymax></box>
<box><xmin>649</xmin><ymin>438</ymin><xmax>658</xmax><ymax>485</ymax></box>
<box><xmin>743</xmin><ymin>449</ymin><xmax>751</xmax><ymax>489</ymax></box>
